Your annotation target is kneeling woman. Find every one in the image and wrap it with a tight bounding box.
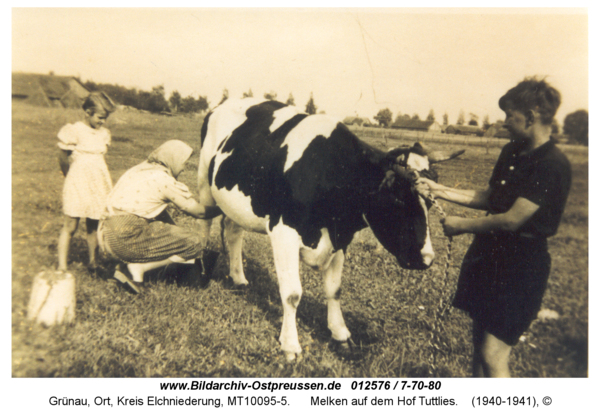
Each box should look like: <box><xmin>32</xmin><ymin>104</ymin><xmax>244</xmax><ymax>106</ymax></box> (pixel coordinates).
<box><xmin>100</xmin><ymin>140</ymin><xmax>222</xmax><ymax>290</ymax></box>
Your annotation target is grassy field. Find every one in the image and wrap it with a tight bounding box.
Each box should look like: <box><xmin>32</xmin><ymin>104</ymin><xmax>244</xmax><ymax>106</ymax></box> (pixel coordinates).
<box><xmin>11</xmin><ymin>103</ymin><xmax>588</xmax><ymax>377</ymax></box>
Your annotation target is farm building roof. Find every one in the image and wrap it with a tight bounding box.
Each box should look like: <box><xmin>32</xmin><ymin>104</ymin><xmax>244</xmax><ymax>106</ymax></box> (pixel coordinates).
<box><xmin>343</xmin><ymin>116</ymin><xmax>373</xmax><ymax>126</ymax></box>
<box><xmin>446</xmin><ymin>124</ymin><xmax>484</xmax><ymax>135</ymax></box>
<box><xmin>391</xmin><ymin>119</ymin><xmax>437</xmax><ymax>131</ymax></box>
<box><xmin>12</xmin><ymin>72</ymin><xmax>89</xmax><ymax>108</ymax></box>
<box><xmin>483</xmin><ymin>125</ymin><xmax>511</xmax><ymax>138</ymax></box>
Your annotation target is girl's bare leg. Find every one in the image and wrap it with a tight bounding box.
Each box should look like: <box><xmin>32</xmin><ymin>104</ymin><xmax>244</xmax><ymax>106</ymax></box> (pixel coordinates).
<box><xmin>86</xmin><ymin>218</ymin><xmax>99</xmax><ymax>268</ymax></box>
<box><xmin>58</xmin><ymin>216</ymin><xmax>79</xmax><ymax>271</ymax></box>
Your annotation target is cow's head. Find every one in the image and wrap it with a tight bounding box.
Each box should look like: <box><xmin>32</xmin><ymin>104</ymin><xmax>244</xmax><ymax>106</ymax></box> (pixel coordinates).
<box><xmin>364</xmin><ymin>142</ymin><xmax>464</xmax><ymax>270</ymax></box>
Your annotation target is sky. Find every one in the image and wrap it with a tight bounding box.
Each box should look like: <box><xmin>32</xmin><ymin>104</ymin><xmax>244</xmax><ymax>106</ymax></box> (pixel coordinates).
<box><xmin>11</xmin><ymin>7</ymin><xmax>588</xmax><ymax>126</ymax></box>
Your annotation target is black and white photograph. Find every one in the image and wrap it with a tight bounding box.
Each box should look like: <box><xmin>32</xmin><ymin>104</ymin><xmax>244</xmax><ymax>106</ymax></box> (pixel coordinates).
<box><xmin>8</xmin><ymin>3</ymin><xmax>593</xmax><ymax>413</ymax></box>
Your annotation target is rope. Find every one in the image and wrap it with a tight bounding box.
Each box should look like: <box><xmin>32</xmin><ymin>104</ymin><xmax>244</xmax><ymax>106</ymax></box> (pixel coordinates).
<box><xmin>426</xmin><ymin>193</ymin><xmax>453</xmax><ymax>316</ymax></box>
<box><xmin>423</xmin><ymin>193</ymin><xmax>457</xmax><ymax>367</ymax></box>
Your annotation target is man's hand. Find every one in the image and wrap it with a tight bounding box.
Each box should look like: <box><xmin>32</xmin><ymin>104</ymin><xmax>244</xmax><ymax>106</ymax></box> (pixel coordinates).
<box><xmin>440</xmin><ymin>216</ymin><xmax>465</xmax><ymax>237</ymax></box>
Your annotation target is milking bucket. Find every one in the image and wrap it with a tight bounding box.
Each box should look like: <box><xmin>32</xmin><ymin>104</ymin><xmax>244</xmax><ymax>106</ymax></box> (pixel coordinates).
<box><xmin>27</xmin><ymin>270</ymin><xmax>76</xmax><ymax>326</ymax></box>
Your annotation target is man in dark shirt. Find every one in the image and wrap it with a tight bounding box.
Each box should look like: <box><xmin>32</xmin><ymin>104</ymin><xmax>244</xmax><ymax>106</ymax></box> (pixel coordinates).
<box><xmin>417</xmin><ymin>77</ymin><xmax>571</xmax><ymax>377</ymax></box>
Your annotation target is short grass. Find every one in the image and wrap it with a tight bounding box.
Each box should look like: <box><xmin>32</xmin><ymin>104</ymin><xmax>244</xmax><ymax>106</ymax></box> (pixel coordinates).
<box><xmin>12</xmin><ymin>103</ymin><xmax>588</xmax><ymax>377</ymax></box>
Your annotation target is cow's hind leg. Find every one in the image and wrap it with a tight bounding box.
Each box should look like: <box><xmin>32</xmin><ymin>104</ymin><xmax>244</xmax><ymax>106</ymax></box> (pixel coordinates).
<box><xmin>322</xmin><ymin>250</ymin><xmax>351</xmax><ymax>345</ymax></box>
<box><xmin>223</xmin><ymin>217</ymin><xmax>249</xmax><ymax>286</ymax></box>
<box><xmin>268</xmin><ymin>220</ymin><xmax>303</xmax><ymax>361</ymax></box>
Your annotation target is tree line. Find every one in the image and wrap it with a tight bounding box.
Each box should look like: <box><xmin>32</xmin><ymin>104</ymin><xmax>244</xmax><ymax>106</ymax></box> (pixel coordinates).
<box><xmin>219</xmin><ymin>88</ymin><xmax>319</xmax><ymax>115</ymax></box>
<box><xmin>82</xmin><ymin>80</ymin><xmax>209</xmax><ymax>115</ymax></box>
<box><xmin>82</xmin><ymin>80</ymin><xmax>322</xmax><ymax>117</ymax></box>
<box><xmin>374</xmin><ymin>107</ymin><xmax>588</xmax><ymax>146</ymax></box>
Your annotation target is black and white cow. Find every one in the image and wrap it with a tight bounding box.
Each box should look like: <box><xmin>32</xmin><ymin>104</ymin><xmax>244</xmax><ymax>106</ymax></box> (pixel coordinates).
<box><xmin>198</xmin><ymin>98</ymin><xmax>461</xmax><ymax>361</ymax></box>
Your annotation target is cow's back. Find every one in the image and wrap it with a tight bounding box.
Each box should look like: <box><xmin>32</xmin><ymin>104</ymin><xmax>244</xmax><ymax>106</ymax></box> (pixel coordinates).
<box><xmin>200</xmin><ymin>98</ymin><xmax>376</xmax><ymax>247</ymax></box>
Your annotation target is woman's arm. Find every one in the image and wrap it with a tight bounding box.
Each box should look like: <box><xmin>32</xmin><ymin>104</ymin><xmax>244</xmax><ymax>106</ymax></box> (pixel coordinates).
<box><xmin>58</xmin><ymin>149</ymin><xmax>71</xmax><ymax>176</ymax></box>
<box><xmin>441</xmin><ymin>197</ymin><xmax>540</xmax><ymax>236</ymax></box>
<box><xmin>416</xmin><ymin>177</ymin><xmax>491</xmax><ymax>210</ymax></box>
<box><xmin>178</xmin><ymin>200</ymin><xmax>223</xmax><ymax>220</ymax></box>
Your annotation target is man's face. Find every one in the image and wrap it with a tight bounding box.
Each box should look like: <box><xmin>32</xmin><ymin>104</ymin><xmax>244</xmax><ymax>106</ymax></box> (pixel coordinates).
<box><xmin>503</xmin><ymin>108</ymin><xmax>529</xmax><ymax>142</ymax></box>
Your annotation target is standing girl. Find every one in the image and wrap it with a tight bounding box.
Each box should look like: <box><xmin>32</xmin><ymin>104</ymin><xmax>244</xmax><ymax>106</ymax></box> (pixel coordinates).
<box><xmin>57</xmin><ymin>92</ymin><xmax>117</xmax><ymax>272</ymax></box>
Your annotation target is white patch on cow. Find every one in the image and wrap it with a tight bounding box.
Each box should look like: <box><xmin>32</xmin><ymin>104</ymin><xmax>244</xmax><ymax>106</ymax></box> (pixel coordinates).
<box><xmin>417</xmin><ymin>196</ymin><xmax>435</xmax><ymax>267</ymax></box>
<box><xmin>406</xmin><ymin>152</ymin><xmax>430</xmax><ymax>171</ymax></box>
<box><xmin>281</xmin><ymin>115</ymin><xmax>338</xmax><ymax>172</ymax></box>
<box><xmin>270</xmin><ymin>106</ymin><xmax>301</xmax><ymax>133</ymax></box>
<box><xmin>211</xmin><ymin>182</ymin><xmax>269</xmax><ymax>234</ymax></box>
<box><xmin>299</xmin><ymin>228</ymin><xmax>335</xmax><ymax>271</ymax></box>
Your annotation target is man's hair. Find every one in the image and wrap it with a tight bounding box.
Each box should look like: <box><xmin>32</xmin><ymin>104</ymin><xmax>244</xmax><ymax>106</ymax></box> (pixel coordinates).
<box><xmin>499</xmin><ymin>77</ymin><xmax>561</xmax><ymax>125</ymax></box>
<box><xmin>82</xmin><ymin>91</ymin><xmax>117</xmax><ymax>115</ymax></box>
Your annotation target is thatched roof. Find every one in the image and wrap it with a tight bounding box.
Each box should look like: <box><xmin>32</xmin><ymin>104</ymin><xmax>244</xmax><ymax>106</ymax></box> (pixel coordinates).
<box><xmin>12</xmin><ymin>72</ymin><xmax>89</xmax><ymax>108</ymax></box>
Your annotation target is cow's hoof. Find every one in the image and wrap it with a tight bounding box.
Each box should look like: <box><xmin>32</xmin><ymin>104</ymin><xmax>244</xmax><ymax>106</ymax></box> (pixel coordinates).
<box><xmin>337</xmin><ymin>341</ymin><xmax>351</xmax><ymax>351</ymax></box>
<box><xmin>231</xmin><ymin>282</ymin><xmax>249</xmax><ymax>290</ymax></box>
<box><xmin>331</xmin><ymin>338</ymin><xmax>357</xmax><ymax>358</ymax></box>
<box><xmin>227</xmin><ymin>275</ymin><xmax>249</xmax><ymax>288</ymax></box>
<box><xmin>284</xmin><ymin>352</ymin><xmax>301</xmax><ymax>362</ymax></box>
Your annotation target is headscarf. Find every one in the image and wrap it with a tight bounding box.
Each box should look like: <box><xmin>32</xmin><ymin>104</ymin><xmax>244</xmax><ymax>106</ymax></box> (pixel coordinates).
<box><xmin>147</xmin><ymin>140</ymin><xmax>193</xmax><ymax>178</ymax></box>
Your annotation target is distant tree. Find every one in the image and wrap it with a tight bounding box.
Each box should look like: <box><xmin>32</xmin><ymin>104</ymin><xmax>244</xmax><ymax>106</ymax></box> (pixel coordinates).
<box><xmin>305</xmin><ymin>92</ymin><xmax>317</xmax><ymax>115</ymax></box>
<box><xmin>443</xmin><ymin>112</ymin><xmax>449</xmax><ymax>125</ymax></box>
<box><xmin>168</xmin><ymin>90</ymin><xmax>182</xmax><ymax>112</ymax></box>
<box><xmin>468</xmin><ymin>113</ymin><xmax>479</xmax><ymax>126</ymax></box>
<box><xmin>412</xmin><ymin>113</ymin><xmax>421</xmax><ymax>121</ymax></box>
<box><xmin>286</xmin><ymin>93</ymin><xmax>295</xmax><ymax>106</ymax></box>
<box><xmin>242</xmin><ymin>88</ymin><xmax>253</xmax><ymax>98</ymax></box>
<box><xmin>137</xmin><ymin>84</ymin><xmax>168</xmax><ymax>113</ymax></box>
<box><xmin>197</xmin><ymin>95</ymin><xmax>209</xmax><ymax>113</ymax></box>
<box><xmin>180</xmin><ymin>95</ymin><xmax>210</xmax><ymax>114</ymax></box>
<box><xmin>483</xmin><ymin>115</ymin><xmax>491</xmax><ymax>130</ymax></box>
<box><xmin>318</xmin><ymin>110</ymin><xmax>326</xmax><ymax>114</ymax></box>
<box><xmin>264</xmin><ymin>90</ymin><xmax>278</xmax><ymax>101</ymax></box>
<box><xmin>218</xmin><ymin>88</ymin><xmax>229</xmax><ymax>105</ymax></box>
<box><xmin>426</xmin><ymin>109</ymin><xmax>435</xmax><ymax>122</ymax></box>
<box><xmin>563</xmin><ymin>109</ymin><xmax>588</xmax><ymax>146</ymax></box>
<box><xmin>180</xmin><ymin>96</ymin><xmax>196</xmax><ymax>113</ymax></box>
<box><xmin>457</xmin><ymin>109</ymin><xmax>465</xmax><ymax>125</ymax></box>
<box><xmin>374</xmin><ymin>108</ymin><xmax>393</xmax><ymax>127</ymax></box>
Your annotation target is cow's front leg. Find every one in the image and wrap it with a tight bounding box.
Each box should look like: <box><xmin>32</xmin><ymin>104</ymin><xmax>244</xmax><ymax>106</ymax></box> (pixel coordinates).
<box><xmin>268</xmin><ymin>221</ymin><xmax>302</xmax><ymax>361</ymax></box>
<box><xmin>322</xmin><ymin>250</ymin><xmax>351</xmax><ymax>343</ymax></box>
<box><xmin>223</xmin><ymin>217</ymin><xmax>248</xmax><ymax>286</ymax></box>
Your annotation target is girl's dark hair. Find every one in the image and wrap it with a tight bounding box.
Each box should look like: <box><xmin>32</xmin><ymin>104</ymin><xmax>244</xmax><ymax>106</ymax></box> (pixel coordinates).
<box><xmin>499</xmin><ymin>77</ymin><xmax>561</xmax><ymax>125</ymax></box>
<box><xmin>82</xmin><ymin>91</ymin><xmax>117</xmax><ymax>115</ymax></box>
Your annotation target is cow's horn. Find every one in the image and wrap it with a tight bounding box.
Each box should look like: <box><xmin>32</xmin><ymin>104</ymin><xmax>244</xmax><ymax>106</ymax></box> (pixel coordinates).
<box><xmin>429</xmin><ymin>149</ymin><xmax>465</xmax><ymax>164</ymax></box>
<box><xmin>417</xmin><ymin>142</ymin><xmax>465</xmax><ymax>164</ymax></box>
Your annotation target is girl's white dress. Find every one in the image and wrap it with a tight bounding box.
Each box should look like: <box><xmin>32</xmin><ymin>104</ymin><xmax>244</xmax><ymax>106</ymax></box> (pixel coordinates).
<box><xmin>58</xmin><ymin>121</ymin><xmax>112</xmax><ymax>219</ymax></box>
